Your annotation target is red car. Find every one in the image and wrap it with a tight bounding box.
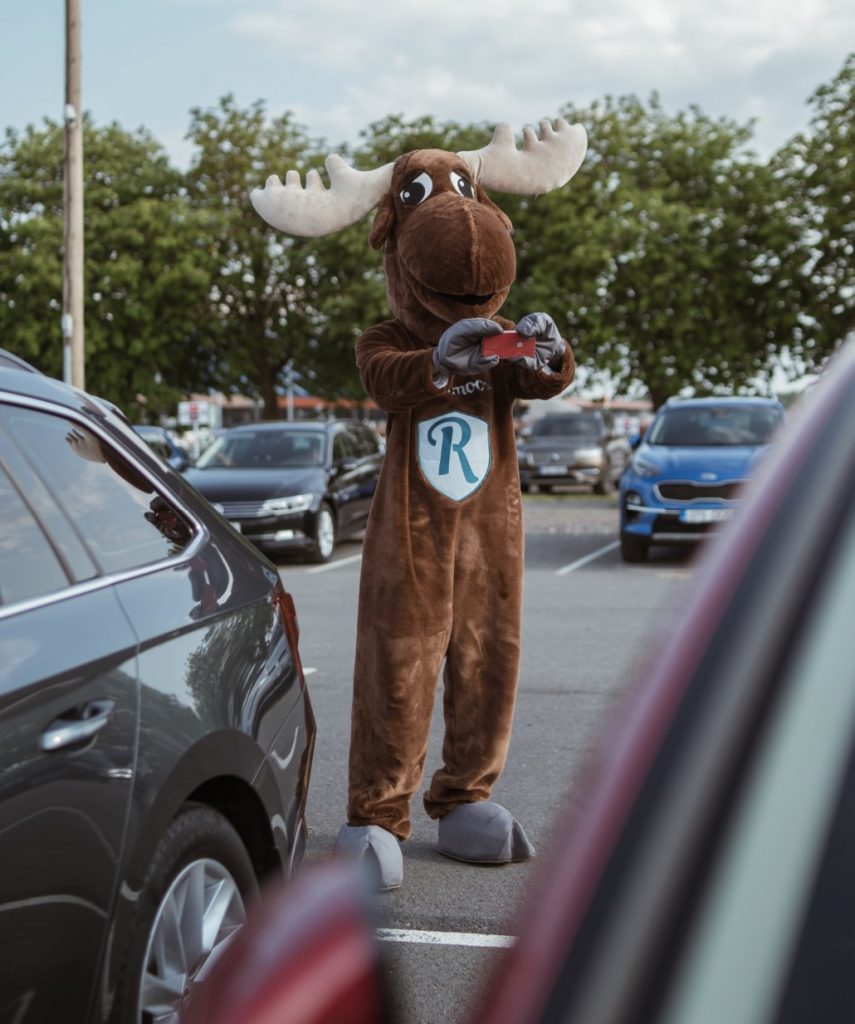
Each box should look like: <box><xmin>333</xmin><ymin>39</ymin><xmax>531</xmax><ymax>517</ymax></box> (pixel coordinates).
<box><xmin>187</xmin><ymin>341</ymin><xmax>855</xmax><ymax>1024</ymax></box>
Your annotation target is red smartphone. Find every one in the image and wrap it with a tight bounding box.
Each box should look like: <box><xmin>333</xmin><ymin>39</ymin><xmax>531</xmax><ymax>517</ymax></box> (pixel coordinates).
<box><xmin>482</xmin><ymin>331</ymin><xmax>536</xmax><ymax>359</ymax></box>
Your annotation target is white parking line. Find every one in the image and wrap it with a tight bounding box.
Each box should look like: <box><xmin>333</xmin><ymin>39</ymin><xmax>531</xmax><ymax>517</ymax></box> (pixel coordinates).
<box><xmin>555</xmin><ymin>539</ymin><xmax>620</xmax><ymax>576</ymax></box>
<box><xmin>376</xmin><ymin>928</ymin><xmax>515</xmax><ymax>948</ymax></box>
<box><xmin>306</xmin><ymin>553</ymin><xmax>363</xmax><ymax>575</ymax></box>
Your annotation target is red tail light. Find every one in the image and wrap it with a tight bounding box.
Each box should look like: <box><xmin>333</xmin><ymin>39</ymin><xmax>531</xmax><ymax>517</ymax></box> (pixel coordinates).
<box><xmin>274</xmin><ymin>585</ymin><xmax>305</xmax><ymax>680</ymax></box>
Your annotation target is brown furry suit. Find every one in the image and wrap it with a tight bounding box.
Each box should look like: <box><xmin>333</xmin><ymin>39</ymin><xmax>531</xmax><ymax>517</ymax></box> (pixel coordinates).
<box><xmin>346</xmin><ymin>150</ymin><xmax>575</xmax><ymax>839</ymax></box>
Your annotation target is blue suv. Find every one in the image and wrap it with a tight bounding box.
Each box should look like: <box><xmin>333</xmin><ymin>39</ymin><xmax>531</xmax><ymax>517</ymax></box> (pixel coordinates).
<box><xmin>619</xmin><ymin>397</ymin><xmax>784</xmax><ymax>562</ymax></box>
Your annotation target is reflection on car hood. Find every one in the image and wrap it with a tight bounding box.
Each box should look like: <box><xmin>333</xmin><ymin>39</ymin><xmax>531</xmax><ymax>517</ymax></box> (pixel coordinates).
<box><xmin>639</xmin><ymin>444</ymin><xmax>770</xmax><ymax>478</ymax></box>
<box><xmin>183</xmin><ymin>466</ymin><xmax>325</xmax><ymax>500</ymax></box>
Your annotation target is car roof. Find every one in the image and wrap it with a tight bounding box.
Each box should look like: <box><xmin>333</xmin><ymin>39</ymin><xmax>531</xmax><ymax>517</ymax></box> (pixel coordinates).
<box><xmin>0</xmin><ymin>363</ymin><xmax>133</xmax><ymax>433</ymax></box>
<box><xmin>223</xmin><ymin>420</ymin><xmax>351</xmax><ymax>433</ymax></box>
<box><xmin>662</xmin><ymin>396</ymin><xmax>784</xmax><ymax>410</ymax></box>
<box><xmin>0</xmin><ymin>348</ymin><xmax>42</xmax><ymax>374</ymax></box>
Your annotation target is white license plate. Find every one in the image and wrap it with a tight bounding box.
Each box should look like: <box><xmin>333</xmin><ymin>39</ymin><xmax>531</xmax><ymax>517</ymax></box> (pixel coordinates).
<box><xmin>539</xmin><ymin>466</ymin><xmax>566</xmax><ymax>476</ymax></box>
<box><xmin>681</xmin><ymin>508</ymin><xmax>734</xmax><ymax>524</ymax></box>
<box><xmin>228</xmin><ymin>520</ymin><xmax>243</xmax><ymax>534</ymax></box>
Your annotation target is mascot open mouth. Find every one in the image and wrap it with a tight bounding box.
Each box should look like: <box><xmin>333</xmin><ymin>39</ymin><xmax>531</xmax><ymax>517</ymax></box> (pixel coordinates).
<box><xmin>436</xmin><ymin>290</ymin><xmax>495</xmax><ymax>306</ymax></box>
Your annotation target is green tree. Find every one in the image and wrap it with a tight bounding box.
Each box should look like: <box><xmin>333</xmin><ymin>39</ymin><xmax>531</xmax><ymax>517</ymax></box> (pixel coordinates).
<box><xmin>777</xmin><ymin>52</ymin><xmax>855</xmax><ymax>363</ymax></box>
<box><xmin>185</xmin><ymin>96</ymin><xmax>395</xmax><ymax>417</ymax></box>
<box><xmin>509</xmin><ymin>95</ymin><xmax>806</xmax><ymax>406</ymax></box>
<box><xmin>0</xmin><ymin>117</ymin><xmax>214</xmax><ymax>418</ymax></box>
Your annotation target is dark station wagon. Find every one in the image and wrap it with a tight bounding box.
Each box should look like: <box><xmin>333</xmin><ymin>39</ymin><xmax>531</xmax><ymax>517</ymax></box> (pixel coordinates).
<box><xmin>0</xmin><ymin>352</ymin><xmax>315</xmax><ymax>1023</ymax></box>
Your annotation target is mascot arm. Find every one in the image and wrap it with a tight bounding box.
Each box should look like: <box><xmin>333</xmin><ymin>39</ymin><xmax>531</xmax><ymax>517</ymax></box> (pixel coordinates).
<box><xmin>357</xmin><ymin>325</ymin><xmax>453</xmax><ymax>413</ymax></box>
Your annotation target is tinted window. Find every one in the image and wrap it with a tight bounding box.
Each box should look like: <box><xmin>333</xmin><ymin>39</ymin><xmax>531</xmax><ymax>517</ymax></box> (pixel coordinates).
<box><xmin>531</xmin><ymin>414</ymin><xmax>603</xmax><ymax>438</ymax></box>
<box><xmin>195</xmin><ymin>429</ymin><xmax>325</xmax><ymax>468</ymax></box>
<box><xmin>649</xmin><ymin>405</ymin><xmax>783</xmax><ymax>447</ymax></box>
<box><xmin>0</xmin><ymin>407</ymin><xmax>194</xmax><ymax>573</ymax></box>
<box><xmin>332</xmin><ymin>431</ymin><xmax>356</xmax><ymax>462</ymax></box>
<box><xmin>347</xmin><ymin>424</ymin><xmax>380</xmax><ymax>458</ymax></box>
<box><xmin>0</xmin><ymin>463</ymin><xmax>69</xmax><ymax>606</ymax></box>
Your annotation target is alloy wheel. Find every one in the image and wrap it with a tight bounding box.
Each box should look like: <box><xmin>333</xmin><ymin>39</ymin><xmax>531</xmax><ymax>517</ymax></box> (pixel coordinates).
<box><xmin>316</xmin><ymin>507</ymin><xmax>336</xmax><ymax>559</ymax></box>
<box><xmin>138</xmin><ymin>858</ymin><xmax>247</xmax><ymax>1023</ymax></box>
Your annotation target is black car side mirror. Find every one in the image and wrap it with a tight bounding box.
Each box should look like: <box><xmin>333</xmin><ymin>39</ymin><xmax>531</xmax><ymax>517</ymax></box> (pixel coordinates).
<box><xmin>336</xmin><ymin>457</ymin><xmax>359</xmax><ymax>473</ymax></box>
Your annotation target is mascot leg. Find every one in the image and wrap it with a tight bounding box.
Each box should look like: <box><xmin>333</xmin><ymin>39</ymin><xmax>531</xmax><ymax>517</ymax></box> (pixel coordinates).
<box><xmin>340</xmin><ymin>623</ymin><xmax>449</xmax><ymax>888</ymax></box>
<box><xmin>425</xmin><ymin>574</ymin><xmax>535</xmax><ymax>864</ymax></box>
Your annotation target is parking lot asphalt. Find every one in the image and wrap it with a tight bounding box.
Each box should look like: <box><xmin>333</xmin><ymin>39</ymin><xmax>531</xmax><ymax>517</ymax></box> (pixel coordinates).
<box><xmin>277</xmin><ymin>493</ymin><xmax>697</xmax><ymax>1024</ymax></box>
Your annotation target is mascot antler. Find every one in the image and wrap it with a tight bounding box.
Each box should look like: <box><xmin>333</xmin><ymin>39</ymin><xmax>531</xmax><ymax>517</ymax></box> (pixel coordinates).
<box><xmin>458</xmin><ymin>117</ymin><xmax>587</xmax><ymax>196</ymax></box>
<box><xmin>250</xmin><ymin>118</ymin><xmax>587</xmax><ymax>237</ymax></box>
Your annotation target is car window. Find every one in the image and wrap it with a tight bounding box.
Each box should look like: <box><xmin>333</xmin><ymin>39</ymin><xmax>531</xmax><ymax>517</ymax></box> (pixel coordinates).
<box><xmin>347</xmin><ymin>424</ymin><xmax>380</xmax><ymax>458</ymax></box>
<box><xmin>0</xmin><ymin>462</ymin><xmax>70</xmax><ymax>606</ymax></box>
<box><xmin>332</xmin><ymin>431</ymin><xmax>356</xmax><ymax>462</ymax></box>
<box><xmin>195</xmin><ymin>429</ymin><xmax>324</xmax><ymax>468</ymax></box>
<box><xmin>657</xmin><ymin>498</ymin><xmax>855</xmax><ymax>1024</ymax></box>
<box><xmin>531</xmin><ymin>415</ymin><xmax>603</xmax><ymax>438</ymax></box>
<box><xmin>649</xmin><ymin>405</ymin><xmax>783</xmax><ymax>447</ymax></box>
<box><xmin>140</xmin><ymin>432</ymin><xmax>171</xmax><ymax>460</ymax></box>
<box><xmin>0</xmin><ymin>406</ymin><xmax>195</xmax><ymax>574</ymax></box>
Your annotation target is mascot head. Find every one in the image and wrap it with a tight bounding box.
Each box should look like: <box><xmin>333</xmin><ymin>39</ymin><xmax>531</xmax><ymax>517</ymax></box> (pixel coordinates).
<box><xmin>251</xmin><ymin>119</ymin><xmax>587</xmax><ymax>342</ymax></box>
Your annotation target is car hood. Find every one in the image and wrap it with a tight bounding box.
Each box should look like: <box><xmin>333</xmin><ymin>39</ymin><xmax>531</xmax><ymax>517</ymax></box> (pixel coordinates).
<box><xmin>183</xmin><ymin>466</ymin><xmax>326</xmax><ymax>500</ymax></box>
<box><xmin>639</xmin><ymin>444</ymin><xmax>770</xmax><ymax>479</ymax></box>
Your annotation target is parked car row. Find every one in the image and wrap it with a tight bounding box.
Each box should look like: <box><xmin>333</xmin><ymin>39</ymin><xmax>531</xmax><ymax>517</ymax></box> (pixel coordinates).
<box><xmin>0</xmin><ymin>350</ymin><xmax>316</xmax><ymax>1022</ymax></box>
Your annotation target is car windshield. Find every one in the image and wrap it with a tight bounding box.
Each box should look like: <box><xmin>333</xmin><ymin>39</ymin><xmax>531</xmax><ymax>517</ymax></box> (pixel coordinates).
<box><xmin>648</xmin><ymin>405</ymin><xmax>783</xmax><ymax>447</ymax></box>
<box><xmin>530</xmin><ymin>414</ymin><xmax>603</xmax><ymax>438</ymax></box>
<box><xmin>195</xmin><ymin>430</ymin><xmax>325</xmax><ymax>469</ymax></box>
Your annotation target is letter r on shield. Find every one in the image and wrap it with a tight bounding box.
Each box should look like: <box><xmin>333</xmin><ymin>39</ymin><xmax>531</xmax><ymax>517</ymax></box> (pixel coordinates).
<box><xmin>417</xmin><ymin>413</ymin><xmax>491</xmax><ymax>501</ymax></box>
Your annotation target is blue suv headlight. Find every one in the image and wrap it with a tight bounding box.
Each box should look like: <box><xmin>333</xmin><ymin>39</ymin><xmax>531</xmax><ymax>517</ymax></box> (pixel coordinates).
<box><xmin>631</xmin><ymin>453</ymin><xmax>663</xmax><ymax>478</ymax></box>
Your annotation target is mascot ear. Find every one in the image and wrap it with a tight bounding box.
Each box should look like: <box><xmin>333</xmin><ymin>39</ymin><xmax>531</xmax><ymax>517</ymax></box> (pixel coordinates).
<box><xmin>369</xmin><ymin>194</ymin><xmax>395</xmax><ymax>249</ymax></box>
<box><xmin>476</xmin><ymin>184</ymin><xmax>513</xmax><ymax>232</ymax></box>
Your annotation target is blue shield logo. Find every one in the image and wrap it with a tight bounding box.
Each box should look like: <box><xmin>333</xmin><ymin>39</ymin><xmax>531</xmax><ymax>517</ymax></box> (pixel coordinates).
<box><xmin>417</xmin><ymin>413</ymin><xmax>491</xmax><ymax>500</ymax></box>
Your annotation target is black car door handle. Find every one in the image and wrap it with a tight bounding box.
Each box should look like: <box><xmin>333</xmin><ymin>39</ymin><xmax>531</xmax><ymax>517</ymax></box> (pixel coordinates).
<box><xmin>40</xmin><ymin>699</ymin><xmax>116</xmax><ymax>752</ymax></box>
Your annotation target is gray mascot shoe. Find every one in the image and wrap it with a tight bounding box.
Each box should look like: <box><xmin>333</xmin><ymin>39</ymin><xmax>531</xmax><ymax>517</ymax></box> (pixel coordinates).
<box><xmin>334</xmin><ymin>824</ymin><xmax>403</xmax><ymax>891</ymax></box>
<box><xmin>437</xmin><ymin>801</ymin><xmax>536</xmax><ymax>864</ymax></box>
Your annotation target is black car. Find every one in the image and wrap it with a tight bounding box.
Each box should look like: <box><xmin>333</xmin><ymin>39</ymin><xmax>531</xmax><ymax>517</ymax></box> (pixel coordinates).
<box><xmin>0</xmin><ymin>354</ymin><xmax>316</xmax><ymax>1023</ymax></box>
<box><xmin>184</xmin><ymin>420</ymin><xmax>384</xmax><ymax>563</ymax></box>
<box><xmin>517</xmin><ymin>411</ymin><xmax>632</xmax><ymax>494</ymax></box>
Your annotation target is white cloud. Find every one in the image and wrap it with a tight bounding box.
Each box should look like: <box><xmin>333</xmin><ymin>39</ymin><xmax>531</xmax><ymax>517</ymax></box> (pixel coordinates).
<box><xmin>226</xmin><ymin>0</ymin><xmax>854</xmax><ymax>153</ymax></box>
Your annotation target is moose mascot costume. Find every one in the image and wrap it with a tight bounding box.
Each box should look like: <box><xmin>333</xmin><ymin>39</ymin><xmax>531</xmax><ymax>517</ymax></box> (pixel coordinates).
<box><xmin>252</xmin><ymin>117</ymin><xmax>587</xmax><ymax>889</ymax></box>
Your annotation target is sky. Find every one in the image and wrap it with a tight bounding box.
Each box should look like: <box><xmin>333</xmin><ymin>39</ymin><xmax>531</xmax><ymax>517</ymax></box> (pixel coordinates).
<box><xmin>2</xmin><ymin>0</ymin><xmax>854</xmax><ymax>170</ymax></box>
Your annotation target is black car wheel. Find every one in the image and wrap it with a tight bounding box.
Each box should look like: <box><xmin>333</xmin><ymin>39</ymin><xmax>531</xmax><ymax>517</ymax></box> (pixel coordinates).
<box><xmin>112</xmin><ymin>805</ymin><xmax>257</xmax><ymax>1024</ymax></box>
<box><xmin>308</xmin><ymin>502</ymin><xmax>337</xmax><ymax>563</ymax></box>
<box><xmin>620</xmin><ymin>532</ymin><xmax>649</xmax><ymax>563</ymax></box>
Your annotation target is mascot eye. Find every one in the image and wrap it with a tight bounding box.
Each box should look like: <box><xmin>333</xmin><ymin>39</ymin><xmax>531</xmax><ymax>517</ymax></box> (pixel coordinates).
<box><xmin>451</xmin><ymin>171</ymin><xmax>475</xmax><ymax>198</ymax></box>
<box><xmin>400</xmin><ymin>172</ymin><xmax>433</xmax><ymax>206</ymax></box>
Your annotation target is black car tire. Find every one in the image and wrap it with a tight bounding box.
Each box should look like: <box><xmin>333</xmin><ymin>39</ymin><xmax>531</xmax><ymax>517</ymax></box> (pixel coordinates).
<box><xmin>308</xmin><ymin>502</ymin><xmax>337</xmax><ymax>563</ymax></box>
<box><xmin>110</xmin><ymin>804</ymin><xmax>258</xmax><ymax>1024</ymax></box>
<box><xmin>620</xmin><ymin>532</ymin><xmax>649</xmax><ymax>563</ymax></box>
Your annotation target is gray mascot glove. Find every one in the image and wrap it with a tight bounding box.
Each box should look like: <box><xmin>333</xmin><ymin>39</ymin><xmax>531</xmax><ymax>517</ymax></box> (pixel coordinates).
<box><xmin>432</xmin><ymin>318</ymin><xmax>502</xmax><ymax>380</ymax></box>
<box><xmin>513</xmin><ymin>312</ymin><xmax>567</xmax><ymax>372</ymax></box>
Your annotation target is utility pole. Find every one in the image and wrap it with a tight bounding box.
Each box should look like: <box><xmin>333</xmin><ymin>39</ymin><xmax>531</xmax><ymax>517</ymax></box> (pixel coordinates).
<box><xmin>63</xmin><ymin>0</ymin><xmax>84</xmax><ymax>390</ymax></box>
